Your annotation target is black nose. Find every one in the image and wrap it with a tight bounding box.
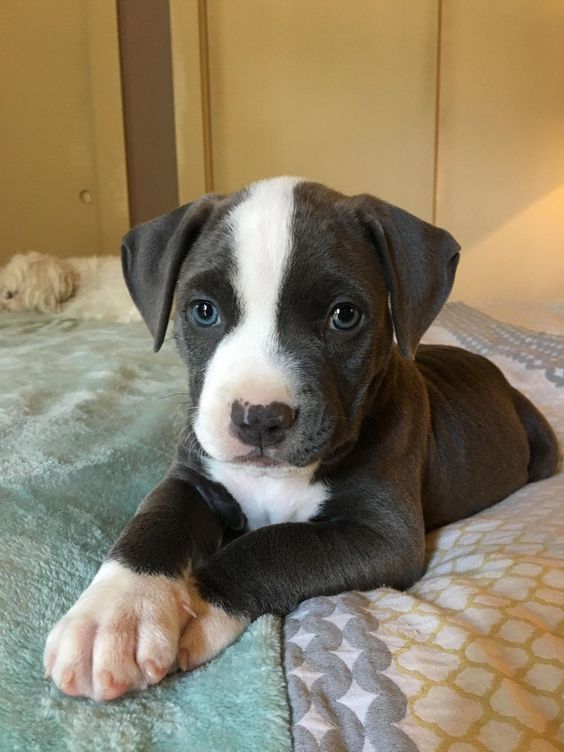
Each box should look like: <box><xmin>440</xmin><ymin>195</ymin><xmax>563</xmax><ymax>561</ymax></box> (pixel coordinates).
<box><xmin>230</xmin><ymin>400</ymin><xmax>296</xmax><ymax>448</ymax></box>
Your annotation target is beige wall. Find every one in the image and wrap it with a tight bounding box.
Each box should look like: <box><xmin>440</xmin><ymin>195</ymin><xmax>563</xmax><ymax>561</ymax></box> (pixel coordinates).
<box><xmin>170</xmin><ymin>0</ymin><xmax>209</xmax><ymax>203</ymax></box>
<box><xmin>0</xmin><ymin>0</ymin><xmax>128</xmax><ymax>264</ymax></box>
<box><xmin>173</xmin><ymin>0</ymin><xmax>564</xmax><ymax>304</ymax></box>
<box><xmin>439</xmin><ymin>0</ymin><xmax>564</xmax><ymax>303</ymax></box>
<box><xmin>204</xmin><ymin>0</ymin><xmax>439</xmax><ymax>220</ymax></box>
<box><xmin>175</xmin><ymin>0</ymin><xmax>439</xmax><ymax>219</ymax></box>
<box><xmin>3</xmin><ymin>1</ymin><xmax>562</xmax><ymax>303</ymax></box>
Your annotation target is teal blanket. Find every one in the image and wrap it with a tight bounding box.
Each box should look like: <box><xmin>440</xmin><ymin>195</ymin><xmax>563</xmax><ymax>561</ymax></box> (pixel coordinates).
<box><xmin>0</xmin><ymin>313</ymin><xmax>291</xmax><ymax>752</ymax></box>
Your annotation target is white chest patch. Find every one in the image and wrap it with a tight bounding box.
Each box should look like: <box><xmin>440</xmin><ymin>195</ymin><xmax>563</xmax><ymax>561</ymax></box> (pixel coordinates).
<box><xmin>205</xmin><ymin>459</ymin><xmax>329</xmax><ymax>531</ymax></box>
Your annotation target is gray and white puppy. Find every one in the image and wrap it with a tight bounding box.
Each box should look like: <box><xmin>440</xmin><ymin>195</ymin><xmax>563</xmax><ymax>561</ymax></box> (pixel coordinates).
<box><xmin>44</xmin><ymin>177</ymin><xmax>559</xmax><ymax>701</ymax></box>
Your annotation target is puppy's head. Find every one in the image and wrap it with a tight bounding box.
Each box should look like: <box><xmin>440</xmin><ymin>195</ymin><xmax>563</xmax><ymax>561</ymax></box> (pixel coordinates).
<box><xmin>0</xmin><ymin>251</ymin><xmax>76</xmax><ymax>313</ymax></box>
<box><xmin>122</xmin><ymin>178</ymin><xmax>460</xmax><ymax>470</ymax></box>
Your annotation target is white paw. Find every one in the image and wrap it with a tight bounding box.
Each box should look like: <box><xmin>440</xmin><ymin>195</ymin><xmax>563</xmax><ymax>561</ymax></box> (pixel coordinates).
<box><xmin>44</xmin><ymin>561</ymin><xmax>192</xmax><ymax>701</ymax></box>
<box><xmin>177</xmin><ymin>579</ymin><xmax>249</xmax><ymax>672</ymax></box>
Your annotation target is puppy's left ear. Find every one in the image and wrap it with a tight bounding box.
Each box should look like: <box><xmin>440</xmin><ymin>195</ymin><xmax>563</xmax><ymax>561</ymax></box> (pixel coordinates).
<box><xmin>352</xmin><ymin>195</ymin><xmax>461</xmax><ymax>359</ymax></box>
<box><xmin>121</xmin><ymin>195</ymin><xmax>221</xmax><ymax>351</ymax></box>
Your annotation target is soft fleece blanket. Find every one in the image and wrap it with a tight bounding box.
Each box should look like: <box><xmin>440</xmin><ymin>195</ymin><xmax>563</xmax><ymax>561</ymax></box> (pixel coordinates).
<box><xmin>0</xmin><ymin>313</ymin><xmax>291</xmax><ymax>752</ymax></box>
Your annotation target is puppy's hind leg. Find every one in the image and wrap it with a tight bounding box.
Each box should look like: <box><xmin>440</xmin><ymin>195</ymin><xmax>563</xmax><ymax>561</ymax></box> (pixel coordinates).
<box><xmin>511</xmin><ymin>388</ymin><xmax>560</xmax><ymax>482</ymax></box>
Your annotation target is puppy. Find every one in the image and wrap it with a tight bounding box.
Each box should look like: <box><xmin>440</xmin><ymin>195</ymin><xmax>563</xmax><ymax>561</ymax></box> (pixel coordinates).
<box><xmin>0</xmin><ymin>251</ymin><xmax>140</xmax><ymax>322</ymax></box>
<box><xmin>44</xmin><ymin>177</ymin><xmax>559</xmax><ymax>701</ymax></box>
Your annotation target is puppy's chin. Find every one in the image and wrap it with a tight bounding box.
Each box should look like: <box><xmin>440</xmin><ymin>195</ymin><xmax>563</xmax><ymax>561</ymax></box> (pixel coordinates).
<box><xmin>233</xmin><ymin>451</ymin><xmax>286</xmax><ymax>468</ymax></box>
<box><xmin>208</xmin><ymin>447</ymin><xmax>305</xmax><ymax>475</ymax></box>
<box><xmin>200</xmin><ymin>439</ymin><xmax>319</xmax><ymax>477</ymax></box>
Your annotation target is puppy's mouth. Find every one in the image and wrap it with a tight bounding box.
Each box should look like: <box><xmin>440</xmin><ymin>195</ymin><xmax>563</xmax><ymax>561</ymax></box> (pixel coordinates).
<box><xmin>234</xmin><ymin>450</ymin><xmax>285</xmax><ymax>468</ymax></box>
<box><xmin>228</xmin><ymin>450</ymin><xmax>317</xmax><ymax>478</ymax></box>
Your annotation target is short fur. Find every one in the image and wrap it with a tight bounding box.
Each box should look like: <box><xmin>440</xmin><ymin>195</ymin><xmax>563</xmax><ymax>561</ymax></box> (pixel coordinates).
<box><xmin>44</xmin><ymin>177</ymin><xmax>559</xmax><ymax>701</ymax></box>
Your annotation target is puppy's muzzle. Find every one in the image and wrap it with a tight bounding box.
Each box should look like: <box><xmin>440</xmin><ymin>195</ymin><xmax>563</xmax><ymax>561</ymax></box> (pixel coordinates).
<box><xmin>230</xmin><ymin>400</ymin><xmax>296</xmax><ymax>448</ymax></box>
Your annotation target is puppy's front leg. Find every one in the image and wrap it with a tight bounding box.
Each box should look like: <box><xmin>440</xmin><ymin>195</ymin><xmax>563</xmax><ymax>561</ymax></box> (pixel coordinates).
<box><xmin>179</xmin><ymin>517</ymin><xmax>425</xmax><ymax>671</ymax></box>
<box><xmin>44</xmin><ymin>472</ymin><xmax>226</xmax><ymax>701</ymax></box>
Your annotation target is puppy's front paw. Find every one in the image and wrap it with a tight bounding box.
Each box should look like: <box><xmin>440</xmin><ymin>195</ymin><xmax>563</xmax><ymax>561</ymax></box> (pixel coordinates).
<box><xmin>44</xmin><ymin>561</ymin><xmax>192</xmax><ymax>701</ymax></box>
<box><xmin>177</xmin><ymin>579</ymin><xmax>249</xmax><ymax>672</ymax></box>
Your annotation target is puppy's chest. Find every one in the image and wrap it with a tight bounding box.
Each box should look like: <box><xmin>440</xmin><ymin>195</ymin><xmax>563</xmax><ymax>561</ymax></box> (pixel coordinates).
<box><xmin>205</xmin><ymin>460</ymin><xmax>328</xmax><ymax>531</ymax></box>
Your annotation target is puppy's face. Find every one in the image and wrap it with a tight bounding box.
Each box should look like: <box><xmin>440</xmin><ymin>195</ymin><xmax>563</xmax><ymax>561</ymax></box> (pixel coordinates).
<box><xmin>174</xmin><ymin>179</ymin><xmax>392</xmax><ymax>469</ymax></box>
<box><xmin>122</xmin><ymin>176</ymin><xmax>460</xmax><ymax>472</ymax></box>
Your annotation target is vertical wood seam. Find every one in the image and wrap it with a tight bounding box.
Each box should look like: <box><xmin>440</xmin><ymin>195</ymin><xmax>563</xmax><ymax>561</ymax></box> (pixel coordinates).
<box><xmin>198</xmin><ymin>0</ymin><xmax>214</xmax><ymax>192</ymax></box>
<box><xmin>432</xmin><ymin>0</ymin><xmax>443</xmax><ymax>225</ymax></box>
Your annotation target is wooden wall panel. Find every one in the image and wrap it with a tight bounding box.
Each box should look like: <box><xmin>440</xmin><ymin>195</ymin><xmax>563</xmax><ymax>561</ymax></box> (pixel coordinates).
<box><xmin>0</xmin><ymin>1</ymin><xmax>128</xmax><ymax>262</ymax></box>
<box><xmin>204</xmin><ymin>0</ymin><xmax>439</xmax><ymax>219</ymax></box>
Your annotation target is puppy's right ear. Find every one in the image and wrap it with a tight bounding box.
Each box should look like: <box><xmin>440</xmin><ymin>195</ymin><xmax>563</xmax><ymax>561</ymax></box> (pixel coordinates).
<box><xmin>121</xmin><ymin>195</ymin><xmax>220</xmax><ymax>351</ymax></box>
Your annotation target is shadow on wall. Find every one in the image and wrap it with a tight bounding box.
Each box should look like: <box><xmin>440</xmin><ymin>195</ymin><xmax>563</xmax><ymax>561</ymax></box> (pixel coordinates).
<box><xmin>437</xmin><ymin>1</ymin><xmax>564</xmax><ymax>303</ymax></box>
<box><xmin>452</xmin><ymin>184</ymin><xmax>564</xmax><ymax>303</ymax></box>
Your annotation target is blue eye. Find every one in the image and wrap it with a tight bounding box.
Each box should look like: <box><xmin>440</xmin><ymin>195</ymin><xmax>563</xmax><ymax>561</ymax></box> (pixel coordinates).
<box><xmin>191</xmin><ymin>300</ymin><xmax>220</xmax><ymax>327</ymax></box>
<box><xmin>329</xmin><ymin>303</ymin><xmax>362</xmax><ymax>331</ymax></box>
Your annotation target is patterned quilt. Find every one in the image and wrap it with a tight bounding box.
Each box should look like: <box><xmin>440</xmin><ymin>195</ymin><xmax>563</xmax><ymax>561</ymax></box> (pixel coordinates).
<box><xmin>284</xmin><ymin>303</ymin><xmax>564</xmax><ymax>752</ymax></box>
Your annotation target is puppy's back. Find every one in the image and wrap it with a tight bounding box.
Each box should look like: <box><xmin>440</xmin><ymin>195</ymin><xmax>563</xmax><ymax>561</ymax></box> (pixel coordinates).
<box><xmin>414</xmin><ymin>345</ymin><xmax>557</xmax><ymax>529</ymax></box>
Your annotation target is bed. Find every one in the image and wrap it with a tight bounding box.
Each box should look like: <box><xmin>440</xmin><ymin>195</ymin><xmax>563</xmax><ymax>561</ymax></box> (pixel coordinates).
<box><xmin>0</xmin><ymin>303</ymin><xmax>562</xmax><ymax>751</ymax></box>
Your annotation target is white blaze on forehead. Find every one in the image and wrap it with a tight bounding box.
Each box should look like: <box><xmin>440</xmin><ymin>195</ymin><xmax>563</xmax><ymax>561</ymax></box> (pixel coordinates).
<box><xmin>194</xmin><ymin>176</ymin><xmax>304</xmax><ymax>461</ymax></box>
<box><xmin>230</xmin><ymin>176</ymin><xmax>302</xmax><ymax>343</ymax></box>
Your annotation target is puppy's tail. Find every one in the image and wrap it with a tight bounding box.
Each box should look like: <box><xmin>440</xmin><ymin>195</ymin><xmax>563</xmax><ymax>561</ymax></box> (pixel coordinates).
<box><xmin>512</xmin><ymin>388</ymin><xmax>560</xmax><ymax>482</ymax></box>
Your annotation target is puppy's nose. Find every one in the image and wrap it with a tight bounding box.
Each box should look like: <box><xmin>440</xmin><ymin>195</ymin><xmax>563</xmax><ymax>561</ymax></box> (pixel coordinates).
<box><xmin>230</xmin><ymin>400</ymin><xmax>296</xmax><ymax>448</ymax></box>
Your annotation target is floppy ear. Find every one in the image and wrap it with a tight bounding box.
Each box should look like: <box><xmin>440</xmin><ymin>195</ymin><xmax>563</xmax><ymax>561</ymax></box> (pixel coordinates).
<box><xmin>121</xmin><ymin>195</ymin><xmax>220</xmax><ymax>351</ymax></box>
<box><xmin>353</xmin><ymin>195</ymin><xmax>461</xmax><ymax>359</ymax></box>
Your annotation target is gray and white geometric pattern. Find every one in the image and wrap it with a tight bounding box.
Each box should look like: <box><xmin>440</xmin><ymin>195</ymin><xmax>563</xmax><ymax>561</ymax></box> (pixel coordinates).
<box><xmin>284</xmin><ymin>593</ymin><xmax>418</xmax><ymax>752</ymax></box>
<box><xmin>437</xmin><ymin>303</ymin><xmax>564</xmax><ymax>386</ymax></box>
